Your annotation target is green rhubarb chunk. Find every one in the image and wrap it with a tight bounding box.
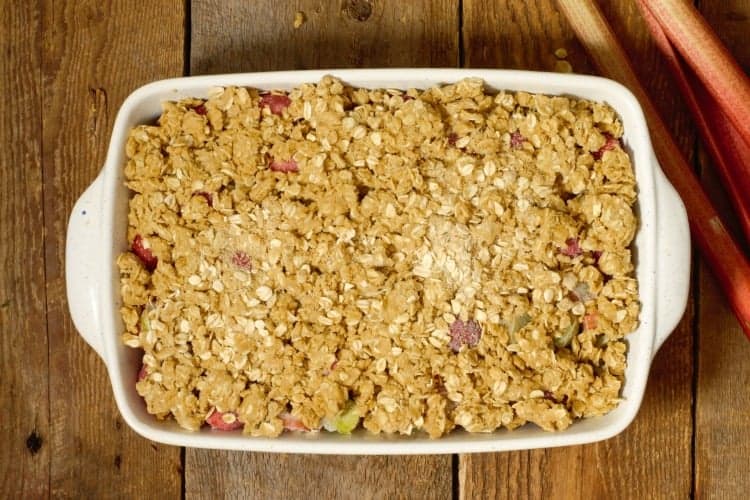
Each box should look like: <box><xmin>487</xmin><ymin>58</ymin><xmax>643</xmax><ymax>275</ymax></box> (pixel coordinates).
<box><xmin>139</xmin><ymin>308</ymin><xmax>151</xmax><ymax>334</ymax></box>
<box><xmin>332</xmin><ymin>402</ymin><xmax>360</xmax><ymax>435</ymax></box>
<box><xmin>507</xmin><ymin>313</ymin><xmax>532</xmax><ymax>343</ymax></box>
<box><xmin>554</xmin><ymin>321</ymin><xmax>579</xmax><ymax>348</ymax></box>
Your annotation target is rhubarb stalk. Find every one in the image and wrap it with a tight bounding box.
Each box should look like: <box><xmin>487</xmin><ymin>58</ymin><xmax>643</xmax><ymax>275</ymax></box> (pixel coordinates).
<box><xmin>555</xmin><ymin>0</ymin><xmax>750</xmax><ymax>340</ymax></box>
<box><xmin>640</xmin><ymin>0</ymin><xmax>750</xmax><ymax>148</ymax></box>
<box><xmin>636</xmin><ymin>0</ymin><xmax>750</xmax><ymax>245</ymax></box>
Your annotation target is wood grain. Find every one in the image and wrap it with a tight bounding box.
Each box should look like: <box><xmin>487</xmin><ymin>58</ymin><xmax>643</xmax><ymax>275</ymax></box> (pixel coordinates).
<box><xmin>459</xmin><ymin>1</ymin><xmax>694</xmax><ymax>498</ymax></box>
<box><xmin>41</xmin><ymin>1</ymin><xmax>185</xmax><ymax>497</ymax></box>
<box><xmin>186</xmin><ymin>1</ymin><xmax>457</xmax><ymax>498</ymax></box>
<box><xmin>463</xmin><ymin>0</ymin><xmax>593</xmax><ymax>73</ymax></box>
<box><xmin>0</xmin><ymin>1</ymin><xmax>49</xmax><ymax>497</ymax></box>
<box><xmin>4</xmin><ymin>1</ymin><xmax>749</xmax><ymax>497</ymax></box>
<box><xmin>191</xmin><ymin>0</ymin><xmax>459</xmax><ymax>74</ymax></box>
<box><xmin>187</xmin><ymin>452</ymin><xmax>452</xmax><ymax>500</ymax></box>
<box><xmin>695</xmin><ymin>2</ymin><xmax>750</xmax><ymax>498</ymax></box>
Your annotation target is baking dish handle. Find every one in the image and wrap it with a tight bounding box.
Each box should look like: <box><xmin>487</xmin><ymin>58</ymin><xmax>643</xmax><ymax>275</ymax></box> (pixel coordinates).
<box><xmin>652</xmin><ymin>154</ymin><xmax>691</xmax><ymax>355</ymax></box>
<box><xmin>66</xmin><ymin>172</ymin><xmax>105</xmax><ymax>361</ymax></box>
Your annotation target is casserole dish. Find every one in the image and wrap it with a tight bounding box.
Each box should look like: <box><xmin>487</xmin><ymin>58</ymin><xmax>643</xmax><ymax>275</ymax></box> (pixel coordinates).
<box><xmin>66</xmin><ymin>68</ymin><xmax>690</xmax><ymax>454</ymax></box>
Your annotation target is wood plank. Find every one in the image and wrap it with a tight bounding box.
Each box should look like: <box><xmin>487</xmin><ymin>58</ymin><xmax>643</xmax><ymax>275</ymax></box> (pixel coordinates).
<box><xmin>41</xmin><ymin>1</ymin><xmax>185</xmax><ymax>497</ymax></box>
<box><xmin>191</xmin><ymin>0</ymin><xmax>459</xmax><ymax>74</ymax></box>
<box><xmin>0</xmin><ymin>1</ymin><xmax>49</xmax><ymax>497</ymax></box>
<box><xmin>186</xmin><ymin>1</ymin><xmax>457</xmax><ymax>498</ymax></box>
<box><xmin>463</xmin><ymin>0</ymin><xmax>593</xmax><ymax>73</ymax></box>
<box><xmin>188</xmin><ymin>452</ymin><xmax>452</xmax><ymax>500</ymax></box>
<box><xmin>459</xmin><ymin>1</ymin><xmax>695</xmax><ymax>498</ymax></box>
<box><xmin>695</xmin><ymin>2</ymin><xmax>750</xmax><ymax>498</ymax></box>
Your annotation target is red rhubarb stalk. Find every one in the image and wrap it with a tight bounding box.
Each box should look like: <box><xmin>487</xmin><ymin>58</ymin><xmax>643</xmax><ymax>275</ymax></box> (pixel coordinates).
<box><xmin>555</xmin><ymin>0</ymin><xmax>750</xmax><ymax>340</ymax></box>
<box><xmin>640</xmin><ymin>0</ymin><xmax>750</xmax><ymax>148</ymax></box>
<box><xmin>636</xmin><ymin>0</ymin><xmax>750</xmax><ymax>243</ymax></box>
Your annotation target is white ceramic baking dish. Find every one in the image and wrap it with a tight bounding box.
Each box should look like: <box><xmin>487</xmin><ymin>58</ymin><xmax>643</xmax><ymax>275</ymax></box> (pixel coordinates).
<box><xmin>66</xmin><ymin>69</ymin><xmax>690</xmax><ymax>454</ymax></box>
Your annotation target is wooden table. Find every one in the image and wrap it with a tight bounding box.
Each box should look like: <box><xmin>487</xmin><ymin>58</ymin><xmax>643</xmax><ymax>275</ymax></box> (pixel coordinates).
<box><xmin>3</xmin><ymin>1</ymin><xmax>749</xmax><ymax>498</ymax></box>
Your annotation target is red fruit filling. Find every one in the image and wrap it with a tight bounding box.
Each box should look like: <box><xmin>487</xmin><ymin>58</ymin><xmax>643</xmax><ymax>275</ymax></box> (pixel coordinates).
<box><xmin>132</xmin><ymin>234</ymin><xmax>158</xmax><ymax>272</ymax></box>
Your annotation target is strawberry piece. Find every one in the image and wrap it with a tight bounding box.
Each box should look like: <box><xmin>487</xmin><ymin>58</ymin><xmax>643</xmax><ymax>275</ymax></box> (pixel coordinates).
<box><xmin>269</xmin><ymin>158</ymin><xmax>299</xmax><ymax>173</ymax></box>
<box><xmin>560</xmin><ymin>238</ymin><xmax>583</xmax><ymax>258</ymax></box>
<box><xmin>280</xmin><ymin>412</ymin><xmax>309</xmax><ymax>432</ymax></box>
<box><xmin>448</xmin><ymin>319</ymin><xmax>482</xmax><ymax>352</ymax></box>
<box><xmin>259</xmin><ymin>93</ymin><xmax>292</xmax><ymax>115</ymax></box>
<box><xmin>510</xmin><ymin>131</ymin><xmax>525</xmax><ymax>148</ymax></box>
<box><xmin>592</xmin><ymin>134</ymin><xmax>620</xmax><ymax>160</ymax></box>
<box><xmin>132</xmin><ymin>234</ymin><xmax>158</xmax><ymax>272</ymax></box>
<box><xmin>206</xmin><ymin>410</ymin><xmax>243</xmax><ymax>431</ymax></box>
<box><xmin>447</xmin><ymin>133</ymin><xmax>459</xmax><ymax>146</ymax></box>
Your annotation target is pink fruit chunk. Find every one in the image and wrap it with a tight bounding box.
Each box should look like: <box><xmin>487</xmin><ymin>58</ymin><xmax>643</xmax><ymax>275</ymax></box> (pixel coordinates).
<box><xmin>448</xmin><ymin>319</ymin><xmax>482</xmax><ymax>352</ymax></box>
<box><xmin>560</xmin><ymin>238</ymin><xmax>583</xmax><ymax>258</ymax></box>
<box><xmin>137</xmin><ymin>365</ymin><xmax>148</xmax><ymax>382</ymax></box>
<box><xmin>192</xmin><ymin>104</ymin><xmax>207</xmax><ymax>115</ymax></box>
<box><xmin>259</xmin><ymin>93</ymin><xmax>292</xmax><ymax>115</ymax></box>
<box><xmin>583</xmin><ymin>312</ymin><xmax>599</xmax><ymax>331</ymax></box>
<box><xmin>269</xmin><ymin>158</ymin><xmax>299</xmax><ymax>173</ymax></box>
<box><xmin>510</xmin><ymin>131</ymin><xmax>525</xmax><ymax>148</ymax></box>
<box><xmin>132</xmin><ymin>234</ymin><xmax>158</xmax><ymax>272</ymax></box>
<box><xmin>280</xmin><ymin>412</ymin><xmax>310</xmax><ymax>432</ymax></box>
<box><xmin>206</xmin><ymin>410</ymin><xmax>243</xmax><ymax>431</ymax></box>
<box><xmin>231</xmin><ymin>250</ymin><xmax>252</xmax><ymax>270</ymax></box>
<box><xmin>592</xmin><ymin>134</ymin><xmax>620</xmax><ymax>160</ymax></box>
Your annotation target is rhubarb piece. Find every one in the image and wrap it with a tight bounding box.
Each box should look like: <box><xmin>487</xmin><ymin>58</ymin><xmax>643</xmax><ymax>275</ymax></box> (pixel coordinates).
<box><xmin>508</xmin><ymin>313</ymin><xmax>532</xmax><ymax>339</ymax></box>
<box><xmin>554</xmin><ymin>322</ymin><xmax>579</xmax><ymax>348</ymax></box>
<box><xmin>571</xmin><ymin>282</ymin><xmax>594</xmax><ymax>302</ymax></box>
<box><xmin>132</xmin><ymin>234</ymin><xmax>157</xmax><ymax>272</ymax></box>
<box><xmin>560</xmin><ymin>238</ymin><xmax>583</xmax><ymax>258</ymax></box>
<box><xmin>259</xmin><ymin>93</ymin><xmax>292</xmax><ymax>115</ymax></box>
<box><xmin>321</xmin><ymin>402</ymin><xmax>360</xmax><ymax>435</ymax></box>
<box><xmin>592</xmin><ymin>133</ymin><xmax>619</xmax><ymax>160</ymax></box>
<box><xmin>137</xmin><ymin>364</ymin><xmax>148</xmax><ymax>382</ymax></box>
<box><xmin>231</xmin><ymin>250</ymin><xmax>252</xmax><ymax>270</ymax></box>
<box><xmin>448</xmin><ymin>319</ymin><xmax>483</xmax><ymax>352</ymax></box>
<box><xmin>637</xmin><ymin>0</ymin><xmax>750</xmax><ymax>244</ymax></box>
<box><xmin>206</xmin><ymin>410</ymin><xmax>243</xmax><ymax>431</ymax></box>
<box><xmin>269</xmin><ymin>158</ymin><xmax>299</xmax><ymax>173</ymax></box>
<box><xmin>640</xmin><ymin>0</ymin><xmax>750</xmax><ymax>148</ymax></box>
<box><xmin>583</xmin><ymin>312</ymin><xmax>598</xmax><ymax>331</ymax></box>
<box><xmin>510</xmin><ymin>131</ymin><xmax>525</xmax><ymax>149</ymax></box>
<box><xmin>280</xmin><ymin>412</ymin><xmax>309</xmax><ymax>432</ymax></box>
